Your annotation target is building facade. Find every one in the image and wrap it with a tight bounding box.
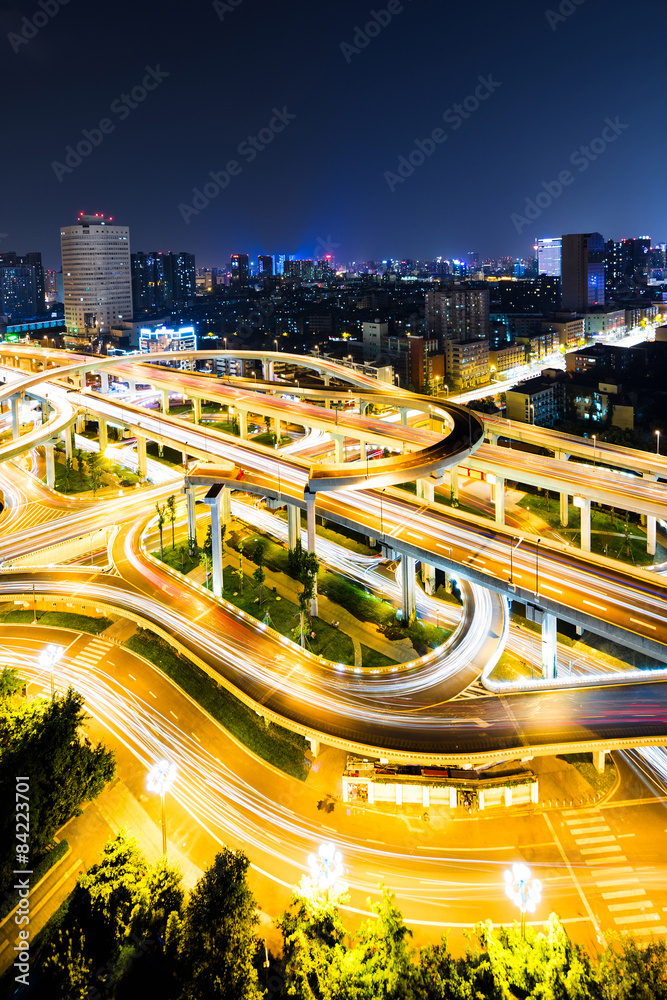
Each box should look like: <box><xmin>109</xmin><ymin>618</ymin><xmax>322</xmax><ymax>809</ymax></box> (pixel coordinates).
<box><xmin>561</xmin><ymin>232</ymin><xmax>605</xmax><ymax>312</ymax></box>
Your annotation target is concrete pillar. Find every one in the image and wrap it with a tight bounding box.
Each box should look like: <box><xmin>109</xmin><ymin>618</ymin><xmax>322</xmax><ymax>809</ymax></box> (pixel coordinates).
<box><xmin>305</xmin><ymin>491</ymin><xmax>318</xmax><ymax>616</ymax></box>
<box><xmin>101</xmin><ymin>371</ymin><xmax>109</xmax><ymax>393</ymax></box>
<box><xmin>192</xmin><ymin>397</ymin><xmax>202</xmax><ymax>424</ymax></box>
<box><xmin>367</xmin><ymin>781</ymin><xmax>375</xmax><ymax>804</ymax></box>
<box><xmin>186</xmin><ymin>485</ymin><xmax>197</xmax><ymax>550</ymax></box>
<box><xmin>421</xmin><ymin>562</ymin><xmax>436</xmax><ymax>596</ymax></box>
<box><xmin>504</xmin><ymin>786</ymin><xmax>513</xmax><ymax>807</ymax></box>
<box><xmin>309</xmin><ymin>738</ymin><xmax>320</xmax><ymax>758</ymax></box>
<box><xmin>137</xmin><ymin>435</ymin><xmax>147</xmax><ymax>479</ymax></box>
<box><xmin>161</xmin><ymin>388</ymin><xmax>169</xmax><ymax>415</ymax></box>
<box><xmin>45</xmin><ymin>443</ymin><xmax>55</xmax><ymax>489</ymax></box>
<box><xmin>359</xmin><ymin>400</ymin><xmax>369</xmax><ymax>416</ymax></box>
<box><xmin>98</xmin><ymin>418</ymin><xmax>108</xmax><ymax>455</ymax></box>
<box><xmin>238</xmin><ymin>410</ymin><xmax>248</xmax><ymax>439</ymax></box>
<box><xmin>10</xmin><ymin>395</ymin><xmax>19</xmax><ymax>440</ymax></box>
<box><xmin>593</xmin><ymin>750</ymin><xmax>606</xmax><ymax>774</ymax></box>
<box><xmin>647</xmin><ymin>516</ymin><xmax>657</xmax><ymax>556</ymax></box>
<box><xmin>128</xmin><ymin>379</ymin><xmax>136</xmax><ymax>398</ymax></box>
<box><xmin>422</xmin><ymin>786</ymin><xmax>430</xmax><ymax>808</ymax></box>
<box><xmin>287</xmin><ymin>503</ymin><xmax>300</xmax><ymax>551</ymax></box>
<box><xmin>493</xmin><ymin>475</ymin><xmax>505</xmax><ymax>525</ymax></box>
<box><xmin>204</xmin><ymin>494</ymin><xmax>224</xmax><ymax>597</ymax></box>
<box><xmin>76</xmin><ymin>413</ymin><xmax>85</xmax><ymax>433</ymax></box>
<box><xmin>541</xmin><ymin>612</ymin><xmax>557</xmax><ymax>679</ymax></box>
<box><xmin>450</xmin><ymin>465</ymin><xmax>459</xmax><ymax>501</ymax></box>
<box><xmin>398</xmin><ymin>407</ymin><xmax>408</xmax><ymax>426</ymax></box>
<box><xmin>449</xmin><ymin>787</ymin><xmax>457</xmax><ymax>808</ymax></box>
<box><xmin>556</xmin><ymin>451</ymin><xmax>571</xmax><ymax>463</ymax></box>
<box><xmin>487</xmin><ymin>432</ymin><xmax>499</xmax><ymax>446</ymax></box>
<box><xmin>221</xmin><ymin>485</ymin><xmax>231</xmax><ymax>527</ymax></box>
<box><xmin>417</xmin><ymin>479</ymin><xmax>435</xmax><ymax>503</ymax></box>
<box><xmin>41</xmin><ymin>401</ymin><xmax>48</xmax><ymax>424</ymax></box>
<box><xmin>478</xmin><ymin>790</ymin><xmax>485</xmax><ymax>810</ymax></box>
<box><xmin>65</xmin><ymin>425</ymin><xmax>74</xmax><ymax>460</ymax></box>
<box><xmin>560</xmin><ymin>491</ymin><xmax>568</xmax><ymax>527</ymax></box>
<box><xmin>395</xmin><ymin>784</ymin><xmax>403</xmax><ymax>806</ymax></box>
<box><xmin>274</xmin><ymin>416</ymin><xmax>281</xmax><ymax>441</ymax></box>
<box><xmin>531</xmin><ymin>781</ymin><xmax>539</xmax><ymax>804</ymax></box>
<box><xmin>401</xmin><ymin>553</ymin><xmax>416</xmax><ymax>621</ymax></box>
<box><xmin>262</xmin><ymin>359</ymin><xmax>274</xmax><ymax>381</ymax></box>
<box><xmin>333</xmin><ymin>435</ymin><xmax>344</xmax><ymax>462</ymax></box>
<box><xmin>579</xmin><ymin>497</ymin><xmax>591</xmax><ymax>552</ymax></box>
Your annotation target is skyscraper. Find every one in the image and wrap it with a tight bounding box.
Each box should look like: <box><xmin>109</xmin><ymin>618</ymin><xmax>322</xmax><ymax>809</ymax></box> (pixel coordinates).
<box><xmin>60</xmin><ymin>213</ymin><xmax>132</xmax><ymax>343</ymax></box>
<box><xmin>561</xmin><ymin>233</ymin><xmax>605</xmax><ymax>312</ymax></box>
<box><xmin>536</xmin><ymin>238</ymin><xmax>561</xmax><ymax>277</ymax></box>
<box><xmin>258</xmin><ymin>255</ymin><xmax>274</xmax><ymax>278</ymax></box>
<box><xmin>425</xmin><ymin>287</ymin><xmax>489</xmax><ymax>345</ymax></box>
<box><xmin>131</xmin><ymin>251</ymin><xmax>165</xmax><ymax>313</ymax></box>
<box><xmin>0</xmin><ymin>251</ymin><xmax>45</xmax><ymax>314</ymax></box>
<box><xmin>164</xmin><ymin>252</ymin><xmax>196</xmax><ymax>303</ymax></box>
<box><xmin>230</xmin><ymin>254</ymin><xmax>249</xmax><ymax>285</ymax></box>
<box><xmin>0</xmin><ymin>266</ymin><xmax>37</xmax><ymax>319</ymax></box>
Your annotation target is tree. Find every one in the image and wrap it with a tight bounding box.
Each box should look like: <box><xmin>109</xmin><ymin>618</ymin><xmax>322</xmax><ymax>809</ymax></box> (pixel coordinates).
<box><xmin>0</xmin><ymin>666</ymin><xmax>23</xmax><ymax>700</ymax></box>
<box><xmin>76</xmin><ymin>447</ymin><xmax>87</xmax><ymax>487</ymax></box>
<box><xmin>354</xmin><ymin>888</ymin><xmax>419</xmax><ymax>999</ymax></box>
<box><xmin>167</xmin><ymin>494</ymin><xmax>177</xmax><ymax>550</ymax></box>
<box><xmin>174</xmin><ymin>848</ymin><xmax>263</xmax><ymax>999</ymax></box>
<box><xmin>156</xmin><ymin>502</ymin><xmax>166</xmax><ymax>561</ymax></box>
<box><xmin>597</xmin><ymin>934</ymin><xmax>667</xmax><ymax>1000</ymax></box>
<box><xmin>43</xmin><ymin>926</ymin><xmax>93</xmax><ymax>999</ymax></box>
<box><xmin>89</xmin><ymin>453</ymin><xmax>103</xmax><ymax>497</ymax></box>
<box><xmin>253</xmin><ymin>541</ymin><xmax>266</xmax><ymax>606</ymax></box>
<box><xmin>64</xmin><ymin>456</ymin><xmax>74</xmax><ymax>491</ymax></box>
<box><xmin>238</xmin><ymin>539</ymin><xmax>244</xmax><ymax>591</ymax></box>
<box><xmin>77</xmin><ymin>830</ymin><xmax>149</xmax><ymax>944</ymax></box>
<box><xmin>298</xmin><ymin>550</ymin><xmax>319</xmax><ymax>643</ymax></box>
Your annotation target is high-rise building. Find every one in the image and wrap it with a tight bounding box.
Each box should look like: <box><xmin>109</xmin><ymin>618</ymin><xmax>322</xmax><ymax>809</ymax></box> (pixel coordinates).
<box><xmin>536</xmin><ymin>238</ymin><xmax>561</xmax><ymax>277</ymax></box>
<box><xmin>283</xmin><ymin>259</ymin><xmax>314</xmax><ymax>280</ymax></box>
<box><xmin>605</xmin><ymin>238</ymin><xmax>650</xmax><ymax>297</ymax></box>
<box><xmin>230</xmin><ymin>254</ymin><xmax>249</xmax><ymax>285</ymax></box>
<box><xmin>258</xmin><ymin>255</ymin><xmax>274</xmax><ymax>278</ymax></box>
<box><xmin>561</xmin><ymin>233</ymin><xmax>605</xmax><ymax>312</ymax></box>
<box><xmin>164</xmin><ymin>252</ymin><xmax>196</xmax><ymax>303</ymax></box>
<box><xmin>0</xmin><ymin>251</ymin><xmax>45</xmax><ymax>314</ymax></box>
<box><xmin>0</xmin><ymin>266</ymin><xmax>37</xmax><ymax>319</ymax></box>
<box><xmin>131</xmin><ymin>251</ymin><xmax>165</xmax><ymax>313</ymax></box>
<box><xmin>425</xmin><ymin>287</ymin><xmax>489</xmax><ymax>345</ymax></box>
<box><xmin>60</xmin><ymin>213</ymin><xmax>132</xmax><ymax>343</ymax></box>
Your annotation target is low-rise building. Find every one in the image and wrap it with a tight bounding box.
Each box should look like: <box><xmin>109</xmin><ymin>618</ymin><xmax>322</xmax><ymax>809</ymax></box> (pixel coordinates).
<box><xmin>505</xmin><ymin>369</ymin><xmax>566</xmax><ymax>426</ymax></box>
<box><xmin>489</xmin><ymin>342</ymin><xmax>525</xmax><ymax>374</ymax></box>
<box><xmin>445</xmin><ymin>338</ymin><xmax>489</xmax><ymax>390</ymax></box>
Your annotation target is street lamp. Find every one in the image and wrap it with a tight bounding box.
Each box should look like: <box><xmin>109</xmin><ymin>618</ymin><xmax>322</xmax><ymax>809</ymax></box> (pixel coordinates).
<box><xmin>504</xmin><ymin>862</ymin><xmax>542</xmax><ymax>939</ymax></box>
<box><xmin>38</xmin><ymin>643</ymin><xmax>63</xmax><ymax>699</ymax></box>
<box><xmin>592</xmin><ymin>434</ymin><xmax>596</xmax><ymax>467</ymax></box>
<box><xmin>147</xmin><ymin>759</ymin><xmax>177</xmax><ymax>856</ymax></box>
<box><xmin>509</xmin><ymin>536</ymin><xmax>523</xmax><ymax>590</ymax></box>
<box><xmin>530</xmin><ymin>404</ymin><xmax>535</xmax><ymax>425</ymax></box>
<box><xmin>535</xmin><ymin>537</ymin><xmax>541</xmax><ymax>595</ymax></box>
<box><xmin>656</xmin><ymin>430</ymin><xmax>661</xmax><ymax>455</ymax></box>
<box><xmin>306</xmin><ymin>842</ymin><xmax>346</xmax><ymax>900</ymax></box>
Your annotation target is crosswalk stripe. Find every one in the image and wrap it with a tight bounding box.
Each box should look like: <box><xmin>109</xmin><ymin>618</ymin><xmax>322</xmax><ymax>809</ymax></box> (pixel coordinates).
<box><xmin>563</xmin><ymin>808</ymin><xmax>600</xmax><ymax>817</ymax></box>
<box><xmin>602</xmin><ymin>888</ymin><xmax>645</xmax><ymax>899</ymax></box>
<box><xmin>581</xmin><ymin>845</ymin><xmax>623</xmax><ymax>856</ymax></box>
<box><xmin>626</xmin><ymin>926</ymin><xmax>667</xmax><ymax>935</ymax></box>
<box><xmin>614</xmin><ymin>914</ymin><xmax>660</xmax><ymax>926</ymax></box>
<box><xmin>592</xmin><ymin>868</ymin><xmax>634</xmax><ymax>880</ymax></box>
<box><xmin>608</xmin><ymin>901</ymin><xmax>652</xmax><ymax>912</ymax></box>
<box><xmin>575</xmin><ymin>836</ymin><xmax>617</xmax><ymax>846</ymax></box>
<box><xmin>571</xmin><ymin>826</ymin><xmax>611</xmax><ymax>835</ymax></box>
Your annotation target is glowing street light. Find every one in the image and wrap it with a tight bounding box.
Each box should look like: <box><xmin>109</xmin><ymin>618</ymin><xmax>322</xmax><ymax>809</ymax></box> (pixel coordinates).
<box><xmin>504</xmin><ymin>862</ymin><xmax>542</xmax><ymax>938</ymax></box>
<box><xmin>147</xmin><ymin>759</ymin><xmax>177</xmax><ymax>855</ymax></box>
<box><xmin>656</xmin><ymin>430</ymin><xmax>661</xmax><ymax>455</ymax></box>
<box><xmin>38</xmin><ymin>643</ymin><xmax>63</xmax><ymax>699</ymax></box>
<box><xmin>306</xmin><ymin>842</ymin><xmax>346</xmax><ymax>900</ymax></box>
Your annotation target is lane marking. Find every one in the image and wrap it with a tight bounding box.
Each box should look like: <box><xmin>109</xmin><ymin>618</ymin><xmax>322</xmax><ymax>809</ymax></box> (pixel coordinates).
<box><xmin>149</xmin><ymin>690</ymin><xmax>156</xmax><ymax>699</ymax></box>
<box><xmin>602</xmin><ymin>888</ymin><xmax>645</xmax><ymax>899</ymax></box>
<box><xmin>170</xmin><ymin>711</ymin><xmax>178</xmax><ymax>720</ymax></box>
<box><xmin>581</xmin><ymin>845</ymin><xmax>623</xmax><ymax>856</ymax></box>
<box><xmin>575</xmin><ymin>836</ymin><xmax>617</xmax><ymax>846</ymax></box>
<box><xmin>128</xmin><ymin>673</ymin><xmax>136</xmax><ymax>681</ymax></box>
<box><xmin>630</xmin><ymin>618</ymin><xmax>657</xmax><ymax>630</ymax></box>
<box><xmin>608</xmin><ymin>901</ymin><xmax>651</xmax><ymax>912</ymax></box>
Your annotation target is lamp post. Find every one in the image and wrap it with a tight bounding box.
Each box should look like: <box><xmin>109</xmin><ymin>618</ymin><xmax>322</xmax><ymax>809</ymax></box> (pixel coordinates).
<box><xmin>656</xmin><ymin>430</ymin><xmax>661</xmax><ymax>455</ymax></box>
<box><xmin>509</xmin><ymin>536</ymin><xmax>523</xmax><ymax>589</ymax></box>
<box><xmin>504</xmin><ymin>863</ymin><xmax>542</xmax><ymax>939</ymax></box>
<box><xmin>306</xmin><ymin>842</ymin><xmax>346</xmax><ymax>902</ymax></box>
<box><xmin>535</xmin><ymin>537</ymin><xmax>541</xmax><ymax>595</ymax></box>
<box><xmin>592</xmin><ymin>434</ymin><xmax>596</xmax><ymax>467</ymax></box>
<box><xmin>147</xmin><ymin>759</ymin><xmax>177</xmax><ymax>856</ymax></box>
<box><xmin>530</xmin><ymin>404</ymin><xmax>535</xmax><ymax>425</ymax></box>
<box><xmin>38</xmin><ymin>643</ymin><xmax>63</xmax><ymax>699</ymax></box>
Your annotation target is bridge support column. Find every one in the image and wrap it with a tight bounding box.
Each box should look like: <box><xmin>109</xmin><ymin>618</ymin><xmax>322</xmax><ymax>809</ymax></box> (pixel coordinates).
<box><xmin>359</xmin><ymin>400</ymin><xmax>369</xmax><ymax>416</ymax></box>
<box><xmin>493</xmin><ymin>475</ymin><xmax>505</xmax><ymax>525</ymax></box>
<box><xmin>41</xmin><ymin>401</ymin><xmax>48</xmax><ymax>424</ymax></box>
<box><xmin>274</xmin><ymin>416</ymin><xmax>281</xmax><ymax>442</ymax></box>
<box><xmin>417</xmin><ymin>479</ymin><xmax>435</xmax><ymax>503</ymax></box>
<box><xmin>309</xmin><ymin>738</ymin><xmax>320</xmax><ymax>758</ymax></box>
<box><xmin>398</xmin><ymin>407</ymin><xmax>408</xmax><ymax>426</ymax></box>
<box><xmin>76</xmin><ymin>413</ymin><xmax>85</xmax><ymax>433</ymax></box>
<box><xmin>450</xmin><ymin>465</ymin><xmax>459</xmax><ymax>502</ymax></box>
<box><xmin>541</xmin><ymin>612</ymin><xmax>557</xmax><ymax>680</ymax></box>
<box><xmin>305</xmin><ymin>491</ymin><xmax>318</xmax><ymax>617</ymax></box>
<box><xmin>560</xmin><ymin>491</ymin><xmax>568</xmax><ymax>527</ymax></box>
<box><xmin>137</xmin><ymin>435</ymin><xmax>147</xmax><ymax>479</ymax></box>
<box><xmin>101</xmin><ymin>371</ymin><xmax>109</xmax><ymax>393</ymax></box>
<box><xmin>45</xmin><ymin>443</ymin><xmax>55</xmax><ymax>489</ymax></box>
<box><xmin>238</xmin><ymin>410</ymin><xmax>248</xmax><ymax>439</ymax></box>
<box><xmin>192</xmin><ymin>397</ymin><xmax>202</xmax><ymax>424</ymax></box>
<box><xmin>593</xmin><ymin>750</ymin><xmax>606</xmax><ymax>774</ymax></box>
<box><xmin>287</xmin><ymin>503</ymin><xmax>300</xmax><ymax>551</ymax></box>
<box><xmin>647</xmin><ymin>515</ymin><xmax>657</xmax><ymax>556</ymax></box>
<box><xmin>333</xmin><ymin>435</ymin><xmax>344</xmax><ymax>462</ymax></box>
<box><xmin>262</xmin><ymin>359</ymin><xmax>274</xmax><ymax>381</ymax></box>
<box><xmin>161</xmin><ymin>388</ymin><xmax>169</xmax><ymax>415</ymax></box>
<box><xmin>221</xmin><ymin>486</ymin><xmax>231</xmax><ymax>527</ymax></box>
<box><xmin>487</xmin><ymin>432</ymin><xmax>499</xmax><ymax>446</ymax></box>
<box><xmin>556</xmin><ymin>451</ymin><xmax>570</xmax><ymax>463</ymax></box>
<box><xmin>203</xmin><ymin>491</ymin><xmax>224</xmax><ymax>598</ymax></box>
<box><xmin>98</xmin><ymin>418</ymin><xmax>108</xmax><ymax>455</ymax></box>
<box><xmin>401</xmin><ymin>554</ymin><xmax>416</xmax><ymax>621</ymax></box>
<box><xmin>577</xmin><ymin>497</ymin><xmax>591</xmax><ymax>552</ymax></box>
<box><xmin>186</xmin><ymin>485</ymin><xmax>197</xmax><ymax>552</ymax></box>
<box><xmin>64</xmin><ymin>425</ymin><xmax>74</xmax><ymax>461</ymax></box>
<box><xmin>10</xmin><ymin>395</ymin><xmax>19</xmax><ymax>440</ymax></box>
<box><xmin>322</xmin><ymin>373</ymin><xmax>331</xmax><ymax>408</ymax></box>
<box><xmin>128</xmin><ymin>379</ymin><xmax>136</xmax><ymax>398</ymax></box>
<box><xmin>416</xmin><ymin>481</ymin><xmax>436</xmax><ymax>594</ymax></box>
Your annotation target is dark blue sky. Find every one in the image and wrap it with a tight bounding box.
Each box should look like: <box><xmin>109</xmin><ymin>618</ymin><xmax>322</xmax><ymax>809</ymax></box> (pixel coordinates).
<box><xmin>1</xmin><ymin>0</ymin><xmax>663</xmax><ymax>268</ymax></box>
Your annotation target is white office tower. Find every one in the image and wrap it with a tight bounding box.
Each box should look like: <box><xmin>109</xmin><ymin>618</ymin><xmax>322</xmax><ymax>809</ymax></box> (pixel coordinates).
<box><xmin>536</xmin><ymin>237</ymin><xmax>562</xmax><ymax>277</ymax></box>
<box><xmin>60</xmin><ymin>213</ymin><xmax>132</xmax><ymax>346</ymax></box>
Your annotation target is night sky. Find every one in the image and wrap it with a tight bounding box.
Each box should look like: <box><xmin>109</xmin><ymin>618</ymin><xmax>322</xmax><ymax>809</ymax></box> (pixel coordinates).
<box><xmin>1</xmin><ymin>0</ymin><xmax>663</xmax><ymax>268</ymax></box>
